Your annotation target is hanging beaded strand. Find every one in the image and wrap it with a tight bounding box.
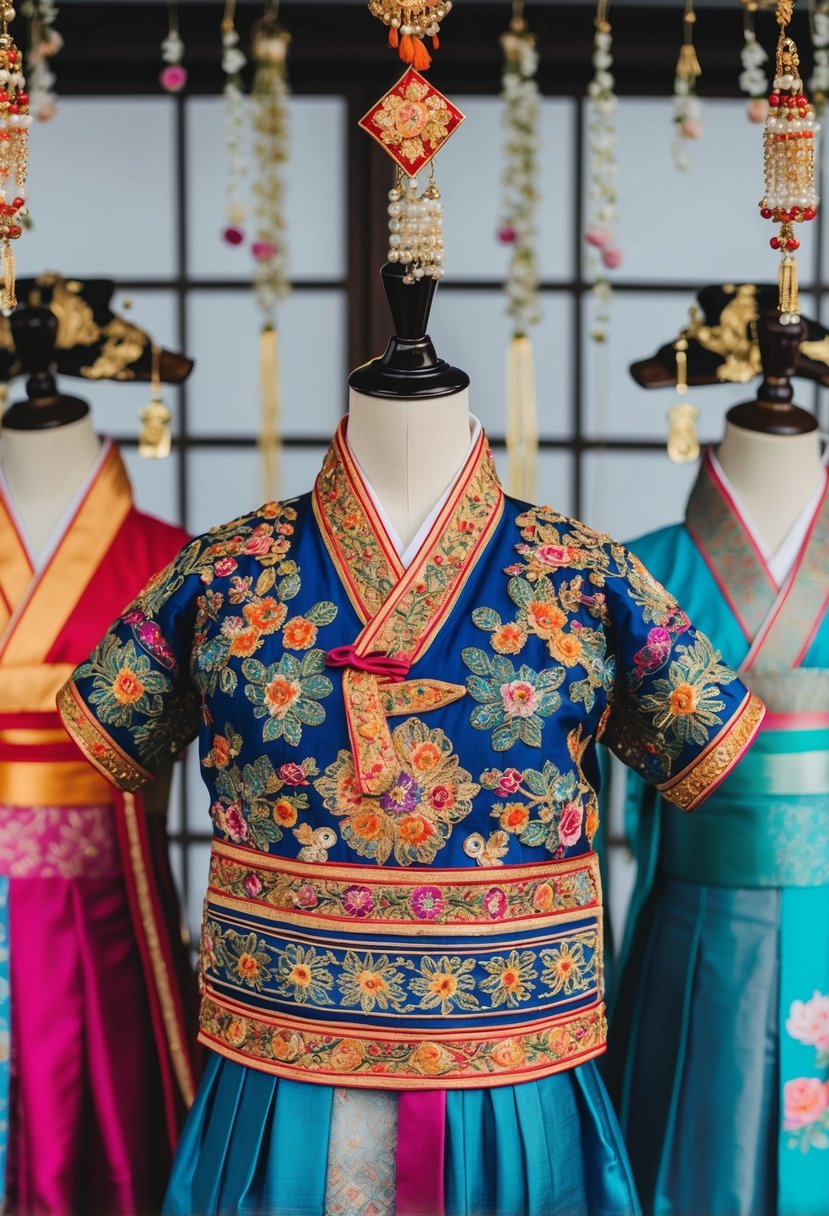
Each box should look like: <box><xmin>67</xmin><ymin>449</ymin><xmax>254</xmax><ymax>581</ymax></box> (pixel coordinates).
<box><xmin>759</xmin><ymin>0</ymin><xmax>819</xmax><ymax>322</ymax></box>
<box><xmin>221</xmin><ymin>0</ymin><xmax>247</xmax><ymax>246</ymax></box>
<box><xmin>387</xmin><ymin>162</ymin><xmax>445</xmax><ymax>282</ymax></box>
<box><xmin>0</xmin><ymin>3</ymin><xmax>29</xmax><ymax>313</ymax></box>
<box><xmin>367</xmin><ymin>1</ymin><xmax>453</xmax><ymax>71</ymax></box>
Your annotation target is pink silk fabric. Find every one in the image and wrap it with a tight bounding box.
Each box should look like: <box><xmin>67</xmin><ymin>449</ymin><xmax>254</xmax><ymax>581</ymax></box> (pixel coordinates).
<box><xmin>1</xmin><ymin>803</ymin><xmax>171</xmax><ymax>1215</ymax></box>
<box><xmin>396</xmin><ymin>1091</ymin><xmax>446</xmax><ymax>1216</ymax></box>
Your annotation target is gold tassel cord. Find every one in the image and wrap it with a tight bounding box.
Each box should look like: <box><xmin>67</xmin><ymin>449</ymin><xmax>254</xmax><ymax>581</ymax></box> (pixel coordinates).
<box><xmin>666</xmin><ymin>335</ymin><xmax>700</xmax><ymax>464</ymax></box>
<box><xmin>259</xmin><ymin>323</ymin><xmax>281</xmax><ymax>502</ymax></box>
<box><xmin>506</xmin><ymin>335</ymin><xmax>538</xmax><ymax>501</ymax></box>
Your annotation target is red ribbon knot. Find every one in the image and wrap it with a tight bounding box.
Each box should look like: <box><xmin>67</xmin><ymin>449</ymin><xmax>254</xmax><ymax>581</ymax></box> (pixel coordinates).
<box><xmin>325</xmin><ymin>645</ymin><xmax>411</xmax><ymax>683</ymax></box>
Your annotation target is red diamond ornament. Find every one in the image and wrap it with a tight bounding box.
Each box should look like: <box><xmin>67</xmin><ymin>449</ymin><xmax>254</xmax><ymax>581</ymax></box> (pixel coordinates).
<box><xmin>358</xmin><ymin>68</ymin><xmax>464</xmax><ymax>177</ymax></box>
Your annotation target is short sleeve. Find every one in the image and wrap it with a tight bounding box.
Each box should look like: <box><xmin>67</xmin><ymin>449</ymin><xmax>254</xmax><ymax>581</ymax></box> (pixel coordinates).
<box><xmin>599</xmin><ymin>543</ymin><xmax>765</xmax><ymax>812</ymax></box>
<box><xmin>57</xmin><ymin>540</ymin><xmax>203</xmax><ymax>792</ymax></box>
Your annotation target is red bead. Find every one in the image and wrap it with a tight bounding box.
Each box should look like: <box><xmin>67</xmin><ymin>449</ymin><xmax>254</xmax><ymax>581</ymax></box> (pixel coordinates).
<box><xmin>17</xmin><ymin>93</ymin><xmax>27</xmax><ymax>105</ymax></box>
<box><xmin>12</xmin><ymin>196</ymin><xmax>22</xmax><ymax>209</ymax></box>
<box><xmin>770</xmin><ymin>236</ymin><xmax>781</xmax><ymax>249</ymax></box>
<box><xmin>8</xmin><ymin>225</ymin><xmax>21</xmax><ymax>238</ymax></box>
<box><xmin>8</xmin><ymin>106</ymin><xmax>18</xmax><ymax>115</ymax></box>
<box><xmin>8</xmin><ymin>52</ymin><xmax>17</xmax><ymax>62</ymax></box>
<box><xmin>760</xmin><ymin>206</ymin><xmax>773</xmax><ymax>219</ymax></box>
<box><xmin>769</xmin><ymin>93</ymin><xmax>780</xmax><ymax>106</ymax></box>
<box><xmin>786</xmin><ymin>237</ymin><xmax>800</xmax><ymax>250</ymax></box>
<box><xmin>804</xmin><ymin>207</ymin><xmax>817</xmax><ymax>220</ymax></box>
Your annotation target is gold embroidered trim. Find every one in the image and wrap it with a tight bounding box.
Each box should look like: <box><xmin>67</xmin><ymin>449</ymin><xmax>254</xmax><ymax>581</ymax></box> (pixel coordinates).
<box><xmin>56</xmin><ymin>681</ymin><xmax>151</xmax><ymax>793</ymax></box>
<box><xmin>198</xmin><ymin>992</ymin><xmax>607</xmax><ymax>1089</ymax></box>
<box><xmin>382</xmin><ymin>679</ymin><xmax>466</xmax><ymax>717</ymax></box>
<box><xmin>121</xmin><ymin>793</ymin><xmax>196</xmax><ymax>1107</ymax></box>
<box><xmin>659</xmin><ymin>692</ymin><xmax>766</xmax><ymax>812</ymax></box>
<box><xmin>207</xmin><ymin>841</ymin><xmax>602</xmax><ymax>937</ymax></box>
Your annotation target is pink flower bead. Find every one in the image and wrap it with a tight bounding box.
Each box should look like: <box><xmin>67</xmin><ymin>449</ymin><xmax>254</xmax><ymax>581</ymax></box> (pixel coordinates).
<box><xmin>223</xmin><ymin>226</ymin><xmax>245</xmax><ymax>246</ymax></box>
<box><xmin>680</xmin><ymin>118</ymin><xmax>702</xmax><ymax>140</ymax></box>
<box><xmin>747</xmin><ymin>98</ymin><xmax>769</xmax><ymax>124</ymax></box>
<box><xmin>252</xmin><ymin>240</ymin><xmax>278</xmax><ymax>262</ymax></box>
<box><xmin>601</xmin><ymin>246</ymin><xmax>623</xmax><ymax>270</ymax></box>
<box><xmin>160</xmin><ymin>64</ymin><xmax>187</xmax><ymax>93</ymax></box>
<box><xmin>585</xmin><ymin>226</ymin><xmax>610</xmax><ymax>249</ymax></box>
<box><xmin>497</xmin><ymin>226</ymin><xmax>517</xmax><ymax>244</ymax></box>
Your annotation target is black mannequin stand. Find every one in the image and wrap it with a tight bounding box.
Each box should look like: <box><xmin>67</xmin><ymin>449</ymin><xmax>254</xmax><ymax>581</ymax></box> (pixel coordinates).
<box><xmin>2</xmin><ymin>305</ymin><xmax>89</xmax><ymax>430</ymax></box>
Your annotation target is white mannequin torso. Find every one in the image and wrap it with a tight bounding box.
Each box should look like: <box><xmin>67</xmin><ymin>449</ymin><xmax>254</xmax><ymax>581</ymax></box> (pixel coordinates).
<box><xmin>346</xmin><ymin>387</ymin><xmax>473</xmax><ymax>549</ymax></box>
<box><xmin>0</xmin><ymin>413</ymin><xmax>102</xmax><ymax>557</ymax></box>
<box><xmin>715</xmin><ymin>421</ymin><xmax>825</xmax><ymax>557</ymax></box>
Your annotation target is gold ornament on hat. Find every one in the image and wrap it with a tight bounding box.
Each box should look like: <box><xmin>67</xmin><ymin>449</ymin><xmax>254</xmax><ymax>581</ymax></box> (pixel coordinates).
<box><xmin>138</xmin><ymin>346</ymin><xmax>172</xmax><ymax>459</ymax></box>
<box><xmin>367</xmin><ymin>0</ymin><xmax>453</xmax><ymax>71</ymax></box>
<box><xmin>666</xmin><ymin>333</ymin><xmax>700</xmax><ymax>464</ymax></box>
<box><xmin>759</xmin><ymin>0</ymin><xmax>820</xmax><ymax>322</ymax></box>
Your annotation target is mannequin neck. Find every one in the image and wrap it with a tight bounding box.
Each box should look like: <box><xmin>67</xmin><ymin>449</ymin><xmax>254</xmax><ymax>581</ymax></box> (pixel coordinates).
<box><xmin>346</xmin><ymin>387</ymin><xmax>473</xmax><ymax>549</ymax></box>
<box><xmin>715</xmin><ymin>420</ymin><xmax>825</xmax><ymax>554</ymax></box>
<box><xmin>0</xmin><ymin>415</ymin><xmax>102</xmax><ymax>556</ymax></box>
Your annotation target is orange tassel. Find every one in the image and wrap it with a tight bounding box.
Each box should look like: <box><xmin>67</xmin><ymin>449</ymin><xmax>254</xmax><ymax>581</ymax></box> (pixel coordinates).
<box><xmin>388</xmin><ymin>25</ymin><xmax>398</xmax><ymax>48</ymax></box>
<box><xmin>399</xmin><ymin>32</ymin><xmax>414</xmax><ymax>62</ymax></box>
<box><xmin>410</xmin><ymin>35</ymin><xmax>432</xmax><ymax>70</ymax></box>
<box><xmin>432</xmin><ymin>34</ymin><xmax>439</xmax><ymax>49</ymax></box>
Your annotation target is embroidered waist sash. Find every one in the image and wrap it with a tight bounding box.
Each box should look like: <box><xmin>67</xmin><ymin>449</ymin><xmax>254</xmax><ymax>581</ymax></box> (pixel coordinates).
<box><xmin>662</xmin><ymin>726</ymin><xmax>829</xmax><ymax>888</ymax></box>
<box><xmin>199</xmin><ymin>842</ymin><xmax>607</xmax><ymax>1088</ymax></box>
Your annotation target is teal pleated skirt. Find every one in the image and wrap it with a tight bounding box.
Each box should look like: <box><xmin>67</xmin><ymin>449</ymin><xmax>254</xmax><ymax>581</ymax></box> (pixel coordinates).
<box><xmin>164</xmin><ymin>1051</ymin><xmax>640</xmax><ymax>1216</ymax></box>
<box><xmin>608</xmin><ymin>879</ymin><xmax>780</xmax><ymax>1216</ymax></box>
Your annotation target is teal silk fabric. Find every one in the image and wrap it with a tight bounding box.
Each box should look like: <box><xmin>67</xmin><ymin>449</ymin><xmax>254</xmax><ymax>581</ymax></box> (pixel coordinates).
<box><xmin>605</xmin><ymin>480</ymin><xmax>829</xmax><ymax>1216</ymax></box>
<box><xmin>164</xmin><ymin>1054</ymin><xmax>640</xmax><ymax>1216</ymax></box>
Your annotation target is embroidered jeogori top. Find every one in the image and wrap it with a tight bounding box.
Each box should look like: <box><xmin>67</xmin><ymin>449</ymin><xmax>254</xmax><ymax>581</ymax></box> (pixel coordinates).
<box><xmin>57</xmin><ymin>423</ymin><xmax>765</xmax><ymax>1089</ymax></box>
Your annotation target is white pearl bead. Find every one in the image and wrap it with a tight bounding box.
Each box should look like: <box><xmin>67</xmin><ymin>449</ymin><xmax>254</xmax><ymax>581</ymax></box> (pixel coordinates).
<box><xmin>389</xmin><ymin>219</ymin><xmax>401</xmax><ymax>233</ymax></box>
<box><xmin>388</xmin><ymin>201</ymin><xmax>402</xmax><ymax>216</ymax></box>
<box><xmin>387</xmin><ymin>249</ymin><xmax>400</xmax><ymax>262</ymax></box>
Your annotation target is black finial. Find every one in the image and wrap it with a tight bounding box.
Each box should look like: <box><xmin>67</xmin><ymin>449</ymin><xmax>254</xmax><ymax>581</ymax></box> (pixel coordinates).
<box><xmin>727</xmin><ymin>311</ymin><xmax>818</xmax><ymax>435</ymax></box>
<box><xmin>2</xmin><ymin>305</ymin><xmax>89</xmax><ymax>430</ymax></box>
<box><xmin>348</xmin><ymin>263</ymin><xmax>469</xmax><ymax>398</ymax></box>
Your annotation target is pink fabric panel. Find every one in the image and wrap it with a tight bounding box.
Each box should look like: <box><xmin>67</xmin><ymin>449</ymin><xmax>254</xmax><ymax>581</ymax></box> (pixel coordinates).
<box><xmin>396</xmin><ymin>1091</ymin><xmax>446</xmax><ymax>1216</ymax></box>
<box><xmin>8</xmin><ymin>875</ymin><xmax>170</xmax><ymax>1215</ymax></box>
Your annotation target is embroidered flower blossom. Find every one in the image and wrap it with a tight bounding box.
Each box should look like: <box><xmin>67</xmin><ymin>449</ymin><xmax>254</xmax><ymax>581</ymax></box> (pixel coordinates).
<box><xmin>380</xmin><ymin>772</ymin><xmax>420</xmax><ymax>815</ymax></box>
<box><xmin>338</xmin><ymin>952</ymin><xmax>409</xmax><ymax>1014</ymax></box>
<box><xmin>491</xmin><ymin>623</ymin><xmax>527</xmax><ymax>654</ymax></box>
<box><xmin>541</xmin><ymin>939</ymin><xmax>592</xmax><ymax>995</ymax></box>
<box><xmin>411</xmin><ymin>955</ymin><xmax>478</xmax><ymax>1015</ymax></box>
<box><xmin>294</xmin><ymin>883</ymin><xmax>318</xmax><ymax>909</ymax></box>
<box><xmin>214</xmin><ymin>557</ymin><xmax>238</xmax><ymax>578</ymax></box>
<box><xmin>558</xmin><ymin>801</ymin><xmax>584</xmax><ymax>847</ymax></box>
<box><xmin>75</xmin><ymin>637</ymin><xmax>171</xmax><ymax>730</ymax></box>
<box><xmin>500</xmin><ymin>802</ymin><xmax>530</xmax><ymax>833</ymax></box>
<box><xmin>243</xmin><ymin>872</ymin><xmax>263</xmax><ymax>898</ymax></box>
<box><xmin>275</xmin><ymin>943</ymin><xmax>335</xmax><ymax>1006</ymax></box>
<box><xmin>316</xmin><ymin>721</ymin><xmax>478</xmax><ymax>866</ymax></box>
<box><xmin>410</xmin><ymin>885</ymin><xmax>445</xmax><ymax>920</ymax></box>
<box><xmin>282</xmin><ymin>617</ymin><xmax>319</xmax><ymax>650</ymax></box>
<box><xmin>243</xmin><ymin>651</ymin><xmax>333</xmax><ymax>746</ymax></box>
<box><xmin>496</xmin><ymin>768</ymin><xmax>524</xmax><ymax>796</ymax></box>
<box><xmin>279</xmin><ymin>762</ymin><xmax>308</xmax><ymax>786</ymax></box>
<box><xmin>342</xmin><ymin>885</ymin><xmax>375</xmax><ymax>917</ymax></box>
<box><xmin>219</xmin><ymin>928</ymin><xmax>272</xmax><ymax>991</ymax></box>
<box><xmin>480</xmin><ymin>949</ymin><xmax>537</xmax><ymax>1007</ymax></box>
<box><xmin>483</xmin><ymin>887</ymin><xmax>508</xmax><ymax>919</ymax></box>
<box><xmin>463</xmin><ymin>650</ymin><xmax>565</xmax><ymax>751</ymax></box>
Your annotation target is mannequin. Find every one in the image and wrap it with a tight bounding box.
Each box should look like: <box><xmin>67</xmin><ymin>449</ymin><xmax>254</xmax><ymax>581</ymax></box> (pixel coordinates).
<box><xmin>605</xmin><ymin>307</ymin><xmax>829</xmax><ymax>1216</ymax></box>
<box><xmin>0</xmin><ymin>306</ymin><xmax>101</xmax><ymax>554</ymax></box>
<box><xmin>715</xmin><ymin>311</ymin><xmax>825</xmax><ymax>554</ymax></box>
<box><xmin>346</xmin><ymin>263</ymin><xmax>473</xmax><ymax>548</ymax></box>
<box><xmin>0</xmin><ymin>302</ymin><xmax>198</xmax><ymax>1213</ymax></box>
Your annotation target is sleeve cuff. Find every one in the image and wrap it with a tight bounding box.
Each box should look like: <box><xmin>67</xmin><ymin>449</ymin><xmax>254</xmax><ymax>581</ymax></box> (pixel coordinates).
<box><xmin>657</xmin><ymin>692</ymin><xmax>766</xmax><ymax>812</ymax></box>
<box><xmin>56</xmin><ymin>680</ymin><xmax>153</xmax><ymax>793</ymax></box>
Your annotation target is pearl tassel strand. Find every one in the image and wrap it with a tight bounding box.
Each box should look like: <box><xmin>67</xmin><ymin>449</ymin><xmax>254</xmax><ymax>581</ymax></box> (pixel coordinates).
<box><xmin>386</xmin><ymin>170</ymin><xmax>445</xmax><ymax>282</ymax></box>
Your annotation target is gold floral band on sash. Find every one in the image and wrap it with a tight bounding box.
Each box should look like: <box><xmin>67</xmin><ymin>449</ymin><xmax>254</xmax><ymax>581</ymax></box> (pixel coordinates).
<box><xmin>198</xmin><ymin>992</ymin><xmax>607</xmax><ymax>1089</ymax></box>
<box><xmin>199</xmin><ymin>845</ymin><xmax>606</xmax><ymax>1088</ymax></box>
<box><xmin>207</xmin><ymin>841</ymin><xmax>602</xmax><ymax>936</ymax></box>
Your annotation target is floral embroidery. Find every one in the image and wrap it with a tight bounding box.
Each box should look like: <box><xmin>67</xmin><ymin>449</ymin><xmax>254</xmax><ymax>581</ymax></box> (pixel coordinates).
<box><xmin>208</xmin><ymin>844</ymin><xmax>601</xmax><ymax>927</ymax></box>
<box><xmin>337</xmin><ymin>951</ymin><xmax>410</xmax><ymax>1014</ymax></box>
<box><xmin>637</xmin><ymin>634</ymin><xmax>736</xmax><ymax>758</ymax></box>
<box><xmin>410</xmin><ymin>956</ymin><xmax>479</xmax><ymax>1015</ymax></box>
<box><xmin>207</xmin><ymin>922</ymin><xmax>274</xmax><ymax>991</ymax></box>
<box><xmin>478</xmin><ymin>727</ymin><xmax>598</xmax><ymax>857</ymax></box>
<box><xmin>480</xmin><ymin>949</ymin><xmax>537</xmax><ymax>1008</ymax></box>
<box><xmin>274</xmin><ymin>943</ymin><xmax>336</xmax><ymax>1006</ymax></box>
<box><xmin>787</xmin><ymin>991</ymin><xmax>829</xmax><ymax>1067</ymax></box>
<box><xmin>209</xmin><ymin>753</ymin><xmax>320</xmax><ymax>851</ymax></box>
<box><xmin>315</xmin><ymin>719</ymin><xmax>479</xmax><ymax>865</ymax></box>
<box><xmin>199</xmin><ymin>994</ymin><xmax>607</xmax><ymax>1084</ymax></box>
<box><xmin>462</xmin><ymin>830</ymin><xmax>511</xmax><ymax>865</ymax></box>
<box><xmin>74</xmin><ymin>636</ymin><xmax>172</xmax><ymax>730</ymax></box>
<box><xmin>784</xmin><ymin>1077</ymin><xmax>829</xmax><ymax>1151</ymax></box>
<box><xmin>462</xmin><ymin>650</ymin><xmax>565</xmax><ymax>750</ymax></box>
<box><xmin>540</xmin><ymin>938</ymin><xmax>594</xmax><ymax>996</ymax></box>
<box><xmin>243</xmin><ymin>651</ymin><xmax>333</xmax><ymax>746</ymax></box>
